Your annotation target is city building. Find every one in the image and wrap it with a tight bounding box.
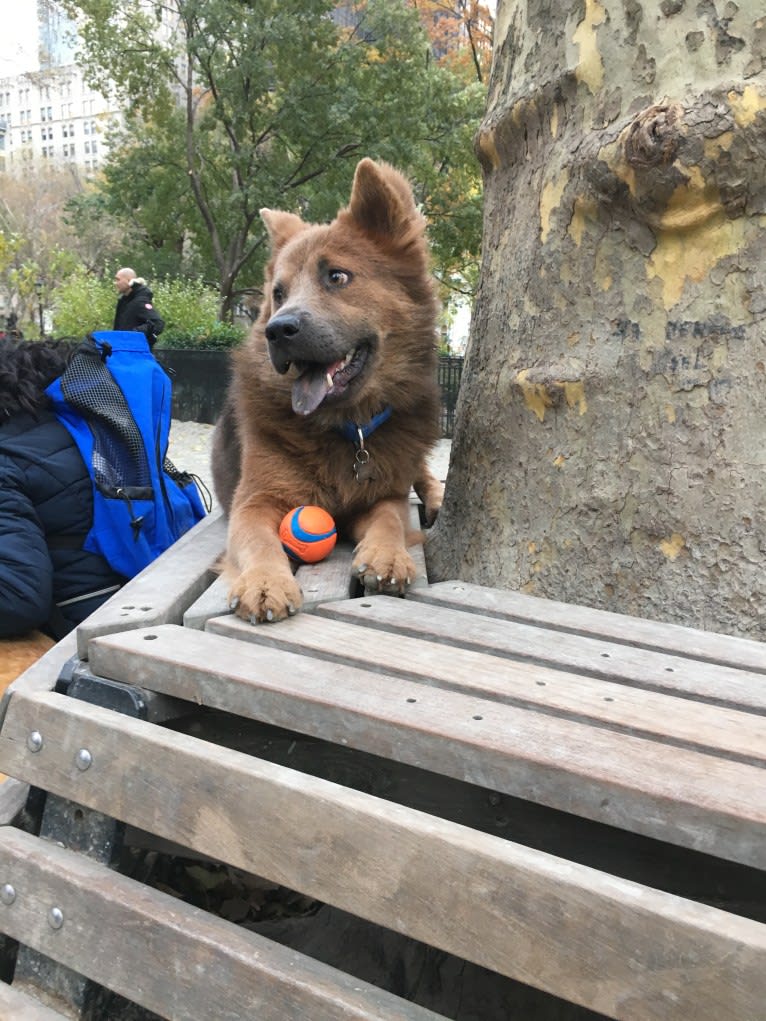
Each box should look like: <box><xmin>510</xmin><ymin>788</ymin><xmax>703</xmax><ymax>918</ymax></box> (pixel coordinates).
<box><xmin>0</xmin><ymin>0</ymin><xmax>121</xmax><ymax>176</ymax></box>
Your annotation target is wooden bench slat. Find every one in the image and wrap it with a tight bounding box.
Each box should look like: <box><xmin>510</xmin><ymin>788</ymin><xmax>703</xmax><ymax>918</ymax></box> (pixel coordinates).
<box><xmin>183</xmin><ymin>549</ymin><xmax>361</xmax><ymax>630</ymax></box>
<box><xmin>182</xmin><ymin>572</ymin><xmax>231</xmax><ymax>630</ymax></box>
<box><xmin>0</xmin><ymin>979</ymin><xmax>70</xmax><ymax>1019</ymax></box>
<box><xmin>316</xmin><ymin>596</ymin><xmax>766</xmax><ymax>712</ymax></box>
<box><xmin>82</xmin><ymin>626</ymin><xmax>766</xmax><ymax>866</ymax></box>
<box><xmin>206</xmin><ymin>612</ymin><xmax>766</xmax><ymax>765</ymax></box>
<box><xmin>183</xmin><ymin>498</ymin><xmax>426</xmax><ymax>629</ymax></box>
<box><xmin>0</xmin><ymin>692</ymin><xmax>764</xmax><ymax>1021</ymax></box>
<box><xmin>295</xmin><ymin>546</ymin><xmax>358</xmax><ymax>608</ymax></box>
<box><xmin>412</xmin><ymin>580</ymin><xmax>766</xmax><ymax>673</ymax></box>
<box><xmin>0</xmin><ymin>777</ymin><xmax>30</xmax><ymax>826</ymax></box>
<box><xmin>76</xmin><ymin>509</ymin><xmax>227</xmax><ymax>659</ymax></box>
<box><xmin>0</xmin><ymin>828</ymin><xmax>444</xmax><ymax>1021</ymax></box>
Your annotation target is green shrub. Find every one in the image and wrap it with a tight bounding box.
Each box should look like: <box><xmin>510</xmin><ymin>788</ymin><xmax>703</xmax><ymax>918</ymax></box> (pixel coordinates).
<box><xmin>153</xmin><ymin>320</ymin><xmax>246</xmax><ymax>350</ymax></box>
<box><xmin>51</xmin><ymin>269</ymin><xmax>115</xmax><ymax>337</ymax></box>
<box><xmin>153</xmin><ymin>278</ymin><xmax>219</xmax><ymax>335</ymax></box>
<box><xmin>51</xmin><ymin>272</ymin><xmax>246</xmax><ymax>348</ymax></box>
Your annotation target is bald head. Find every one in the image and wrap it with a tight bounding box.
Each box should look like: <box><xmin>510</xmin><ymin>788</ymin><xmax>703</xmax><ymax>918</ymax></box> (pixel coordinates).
<box><xmin>114</xmin><ymin>267</ymin><xmax>136</xmax><ymax>294</ymax></box>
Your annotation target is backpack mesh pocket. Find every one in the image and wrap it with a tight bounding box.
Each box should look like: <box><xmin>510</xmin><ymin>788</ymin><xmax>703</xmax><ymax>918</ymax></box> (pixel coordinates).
<box><xmin>60</xmin><ymin>343</ymin><xmax>153</xmax><ymax>495</ymax></box>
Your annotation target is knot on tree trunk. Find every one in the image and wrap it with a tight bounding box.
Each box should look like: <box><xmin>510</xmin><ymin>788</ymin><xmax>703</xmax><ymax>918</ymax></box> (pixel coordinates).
<box><xmin>513</xmin><ymin>365</ymin><xmax>587</xmax><ymax>422</ymax></box>
<box><xmin>624</xmin><ymin>103</ymin><xmax>683</xmax><ymax>168</ymax></box>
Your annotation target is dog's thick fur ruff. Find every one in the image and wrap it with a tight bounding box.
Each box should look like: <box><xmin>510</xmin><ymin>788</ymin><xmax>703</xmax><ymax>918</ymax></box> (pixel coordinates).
<box><xmin>212</xmin><ymin>158</ymin><xmax>444</xmax><ymax>622</ymax></box>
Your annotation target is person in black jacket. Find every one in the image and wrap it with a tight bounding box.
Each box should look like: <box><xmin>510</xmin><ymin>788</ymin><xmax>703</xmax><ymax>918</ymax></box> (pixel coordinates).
<box><xmin>113</xmin><ymin>267</ymin><xmax>165</xmax><ymax>347</ymax></box>
<box><xmin>0</xmin><ymin>339</ymin><xmax>126</xmax><ymax>640</ymax></box>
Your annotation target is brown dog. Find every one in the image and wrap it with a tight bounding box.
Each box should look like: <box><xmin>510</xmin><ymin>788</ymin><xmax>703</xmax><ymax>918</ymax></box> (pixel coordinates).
<box><xmin>212</xmin><ymin>158</ymin><xmax>444</xmax><ymax>622</ymax></box>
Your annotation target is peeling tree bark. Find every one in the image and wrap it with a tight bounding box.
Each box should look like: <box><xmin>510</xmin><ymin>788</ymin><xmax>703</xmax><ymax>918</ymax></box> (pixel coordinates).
<box><xmin>427</xmin><ymin>0</ymin><xmax>766</xmax><ymax>639</ymax></box>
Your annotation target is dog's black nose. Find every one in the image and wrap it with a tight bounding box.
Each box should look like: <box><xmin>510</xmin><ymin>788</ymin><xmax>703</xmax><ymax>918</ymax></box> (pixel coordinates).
<box><xmin>265</xmin><ymin>313</ymin><xmax>301</xmax><ymax>344</ymax></box>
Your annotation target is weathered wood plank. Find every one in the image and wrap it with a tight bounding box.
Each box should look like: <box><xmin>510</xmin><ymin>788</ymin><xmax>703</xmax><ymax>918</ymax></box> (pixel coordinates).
<box><xmin>182</xmin><ymin>502</ymin><xmax>425</xmax><ymax>628</ymax></box>
<box><xmin>84</xmin><ymin>625</ymin><xmax>766</xmax><ymax>865</ymax></box>
<box><xmin>411</xmin><ymin>581</ymin><xmax>766</xmax><ymax>673</ymax></box>
<box><xmin>76</xmin><ymin>509</ymin><xmax>226</xmax><ymax>660</ymax></box>
<box><xmin>1</xmin><ymin>692</ymin><xmax>764</xmax><ymax>1021</ymax></box>
<box><xmin>0</xmin><ymin>828</ymin><xmax>444</xmax><ymax>1021</ymax></box>
<box><xmin>296</xmin><ymin>545</ymin><xmax>357</xmax><ymax>609</ymax></box>
<box><xmin>316</xmin><ymin>596</ymin><xmax>766</xmax><ymax>712</ymax></box>
<box><xmin>0</xmin><ymin>979</ymin><xmax>70</xmax><ymax>1019</ymax></box>
<box><xmin>182</xmin><ymin>572</ymin><xmax>231</xmax><ymax>630</ymax></box>
<box><xmin>0</xmin><ymin>778</ymin><xmax>30</xmax><ymax>826</ymax></box>
<box><xmin>206</xmin><ymin>613</ymin><xmax>766</xmax><ymax>765</ymax></box>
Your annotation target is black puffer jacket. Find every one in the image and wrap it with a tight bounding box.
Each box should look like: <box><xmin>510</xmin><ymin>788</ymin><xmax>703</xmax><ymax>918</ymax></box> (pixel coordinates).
<box><xmin>113</xmin><ymin>282</ymin><xmax>165</xmax><ymax>345</ymax></box>
<box><xmin>0</xmin><ymin>409</ymin><xmax>125</xmax><ymax>640</ymax></box>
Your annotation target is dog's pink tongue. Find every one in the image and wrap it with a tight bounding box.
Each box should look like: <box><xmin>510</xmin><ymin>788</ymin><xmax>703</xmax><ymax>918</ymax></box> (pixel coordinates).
<box><xmin>292</xmin><ymin>365</ymin><xmax>332</xmax><ymax>416</ymax></box>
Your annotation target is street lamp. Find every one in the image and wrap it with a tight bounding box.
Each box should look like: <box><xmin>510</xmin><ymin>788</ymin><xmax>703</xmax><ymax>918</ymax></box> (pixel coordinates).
<box><xmin>35</xmin><ymin>279</ymin><xmax>44</xmax><ymax>338</ymax></box>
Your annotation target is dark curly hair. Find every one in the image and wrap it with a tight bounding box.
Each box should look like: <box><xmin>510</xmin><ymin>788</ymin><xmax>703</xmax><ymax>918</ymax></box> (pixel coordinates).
<box><xmin>0</xmin><ymin>339</ymin><xmax>74</xmax><ymax>418</ymax></box>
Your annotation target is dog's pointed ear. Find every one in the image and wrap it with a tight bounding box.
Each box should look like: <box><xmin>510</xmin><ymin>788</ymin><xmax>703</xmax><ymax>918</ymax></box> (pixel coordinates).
<box><xmin>260</xmin><ymin>209</ymin><xmax>307</xmax><ymax>251</ymax></box>
<box><xmin>344</xmin><ymin>158</ymin><xmax>424</xmax><ymax>242</ymax></box>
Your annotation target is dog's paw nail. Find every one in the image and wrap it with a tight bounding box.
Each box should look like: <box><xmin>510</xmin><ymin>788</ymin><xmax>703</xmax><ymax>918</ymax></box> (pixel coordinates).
<box><xmin>356</xmin><ymin>563</ymin><xmax>368</xmax><ymax>574</ymax></box>
<box><xmin>266</xmin><ymin>609</ymin><xmax>274</xmax><ymax>622</ymax></box>
<box><xmin>377</xmin><ymin>574</ymin><xmax>383</xmax><ymax>582</ymax></box>
<box><xmin>287</xmin><ymin>604</ymin><xmax>296</xmax><ymax>616</ymax></box>
<box><xmin>248</xmin><ymin>614</ymin><xmax>258</xmax><ymax>625</ymax></box>
<box><xmin>229</xmin><ymin>597</ymin><xmax>240</xmax><ymax>610</ymax></box>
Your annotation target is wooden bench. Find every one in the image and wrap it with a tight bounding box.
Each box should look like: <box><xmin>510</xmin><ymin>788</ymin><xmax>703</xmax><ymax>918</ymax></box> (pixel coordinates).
<box><xmin>0</xmin><ymin>511</ymin><xmax>764</xmax><ymax>1019</ymax></box>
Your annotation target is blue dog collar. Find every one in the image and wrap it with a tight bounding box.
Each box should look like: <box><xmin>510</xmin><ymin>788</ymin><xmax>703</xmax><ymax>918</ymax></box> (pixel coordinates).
<box><xmin>338</xmin><ymin>405</ymin><xmax>393</xmax><ymax>443</ymax></box>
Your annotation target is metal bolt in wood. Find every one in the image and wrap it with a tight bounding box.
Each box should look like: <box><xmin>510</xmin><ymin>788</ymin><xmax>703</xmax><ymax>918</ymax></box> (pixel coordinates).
<box><xmin>48</xmin><ymin>907</ymin><xmax>64</xmax><ymax>929</ymax></box>
<box><xmin>26</xmin><ymin>731</ymin><xmax>43</xmax><ymax>752</ymax></box>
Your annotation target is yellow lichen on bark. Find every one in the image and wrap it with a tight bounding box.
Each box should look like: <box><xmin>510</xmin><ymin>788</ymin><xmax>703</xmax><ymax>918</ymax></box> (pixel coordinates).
<box><xmin>659</xmin><ymin>534</ymin><xmax>686</xmax><ymax>560</ymax></box>
<box><xmin>703</xmin><ymin>131</ymin><xmax>734</xmax><ymax>159</ymax></box>
<box><xmin>516</xmin><ymin>371</ymin><xmax>587</xmax><ymax>421</ymax></box>
<box><xmin>647</xmin><ymin>165</ymin><xmax>747</xmax><ymax>308</ymax></box>
<box><xmin>540</xmin><ymin>169</ymin><xmax>570</xmax><ymax>242</ymax></box>
<box><xmin>516</xmin><ymin>369</ymin><xmax>553</xmax><ymax>421</ymax></box>
<box><xmin>563</xmin><ymin>381</ymin><xmax>588</xmax><ymax>415</ymax></box>
<box><xmin>603</xmin><ymin>145</ymin><xmax>638</xmax><ymax>197</ymax></box>
<box><xmin>550</xmin><ymin>103</ymin><xmax>560</xmax><ymax>139</ymax></box>
<box><xmin>657</xmin><ymin>165</ymin><xmax>722</xmax><ymax>231</ymax></box>
<box><xmin>572</xmin><ymin>0</ymin><xmax>606</xmax><ymax>94</ymax></box>
<box><xmin>727</xmin><ymin>85</ymin><xmax>766</xmax><ymax>127</ymax></box>
<box><xmin>568</xmin><ymin>195</ymin><xmax>598</xmax><ymax>246</ymax></box>
<box><xmin>475</xmin><ymin>126</ymin><xmax>501</xmax><ymax>170</ymax></box>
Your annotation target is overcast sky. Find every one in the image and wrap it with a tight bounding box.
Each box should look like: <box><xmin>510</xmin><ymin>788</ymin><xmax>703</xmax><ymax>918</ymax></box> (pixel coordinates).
<box><xmin>1</xmin><ymin>1</ymin><xmax>38</xmax><ymax>77</ymax></box>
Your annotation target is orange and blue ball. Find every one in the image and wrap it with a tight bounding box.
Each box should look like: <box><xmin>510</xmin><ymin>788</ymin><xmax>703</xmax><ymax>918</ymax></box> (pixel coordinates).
<box><xmin>279</xmin><ymin>505</ymin><xmax>337</xmax><ymax>564</ymax></box>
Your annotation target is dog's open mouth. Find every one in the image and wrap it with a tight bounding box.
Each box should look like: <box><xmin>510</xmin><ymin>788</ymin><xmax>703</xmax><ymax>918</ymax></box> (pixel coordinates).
<box><xmin>291</xmin><ymin>344</ymin><xmax>371</xmax><ymax>415</ymax></box>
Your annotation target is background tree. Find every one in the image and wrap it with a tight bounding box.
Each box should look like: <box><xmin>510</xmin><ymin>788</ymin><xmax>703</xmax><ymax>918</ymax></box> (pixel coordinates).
<box><xmin>413</xmin><ymin>0</ymin><xmax>494</xmax><ymax>83</ymax></box>
<box><xmin>428</xmin><ymin>0</ymin><xmax>766</xmax><ymax>640</ymax></box>
<box><xmin>64</xmin><ymin>0</ymin><xmax>487</xmax><ymax>320</ymax></box>
<box><xmin>0</xmin><ymin>169</ymin><xmax>123</xmax><ymax>332</ymax></box>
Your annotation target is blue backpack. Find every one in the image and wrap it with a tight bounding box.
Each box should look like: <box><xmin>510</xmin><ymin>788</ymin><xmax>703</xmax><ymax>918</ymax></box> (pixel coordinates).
<box><xmin>46</xmin><ymin>331</ymin><xmax>207</xmax><ymax>579</ymax></box>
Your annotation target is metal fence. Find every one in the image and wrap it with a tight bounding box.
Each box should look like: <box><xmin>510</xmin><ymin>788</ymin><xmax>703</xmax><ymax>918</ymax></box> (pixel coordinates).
<box><xmin>157</xmin><ymin>349</ymin><xmax>464</xmax><ymax>437</ymax></box>
<box><xmin>438</xmin><ymin>356</ymin><xmax>464</xmax><ymax>438</ymax></box>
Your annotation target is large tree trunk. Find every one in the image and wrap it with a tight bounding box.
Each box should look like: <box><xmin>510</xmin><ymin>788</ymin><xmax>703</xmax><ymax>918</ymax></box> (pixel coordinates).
<box><xmin>427</xmin><ymin>0</ymin><xmax>766</xmax><ymax>639</ymax></box>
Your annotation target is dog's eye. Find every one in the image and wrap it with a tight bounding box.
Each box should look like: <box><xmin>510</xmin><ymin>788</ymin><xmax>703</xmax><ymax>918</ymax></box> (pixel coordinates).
<box><xmin>327</xmin><ymin>269</ymin><xmax>352</xmax><ymax>287</ymax></box>
<box><xmin>272</xmin><ymin>284</ymin><xmax>285</xmax><ymax>306</ymax></box>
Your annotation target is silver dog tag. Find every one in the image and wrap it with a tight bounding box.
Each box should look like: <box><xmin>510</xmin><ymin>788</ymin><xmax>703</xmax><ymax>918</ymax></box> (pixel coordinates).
<box><xmin>354</xmin><ymin>448</ymin><xmax>374</xmax><ymax>483</ymax></box>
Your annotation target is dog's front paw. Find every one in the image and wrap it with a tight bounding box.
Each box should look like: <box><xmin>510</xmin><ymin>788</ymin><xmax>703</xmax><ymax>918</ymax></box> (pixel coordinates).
<box><xmin>226</xmin><ymin>567</ymin><xmax>303</xmax><ymax>623</ymax></box>
<box><xmin>422</xmin><ymin>490</ymin><xmax>443</xmax><ymax>527</ymax></box>
<box><xmin>353</xmin><ymin>542</ymin><xmax>418</xmax><ymax>596</ymax></box>
<box><xmin>415</xmin><ymin>475</ymin><xmax>444</xmax><ymax>527</ymax></box>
